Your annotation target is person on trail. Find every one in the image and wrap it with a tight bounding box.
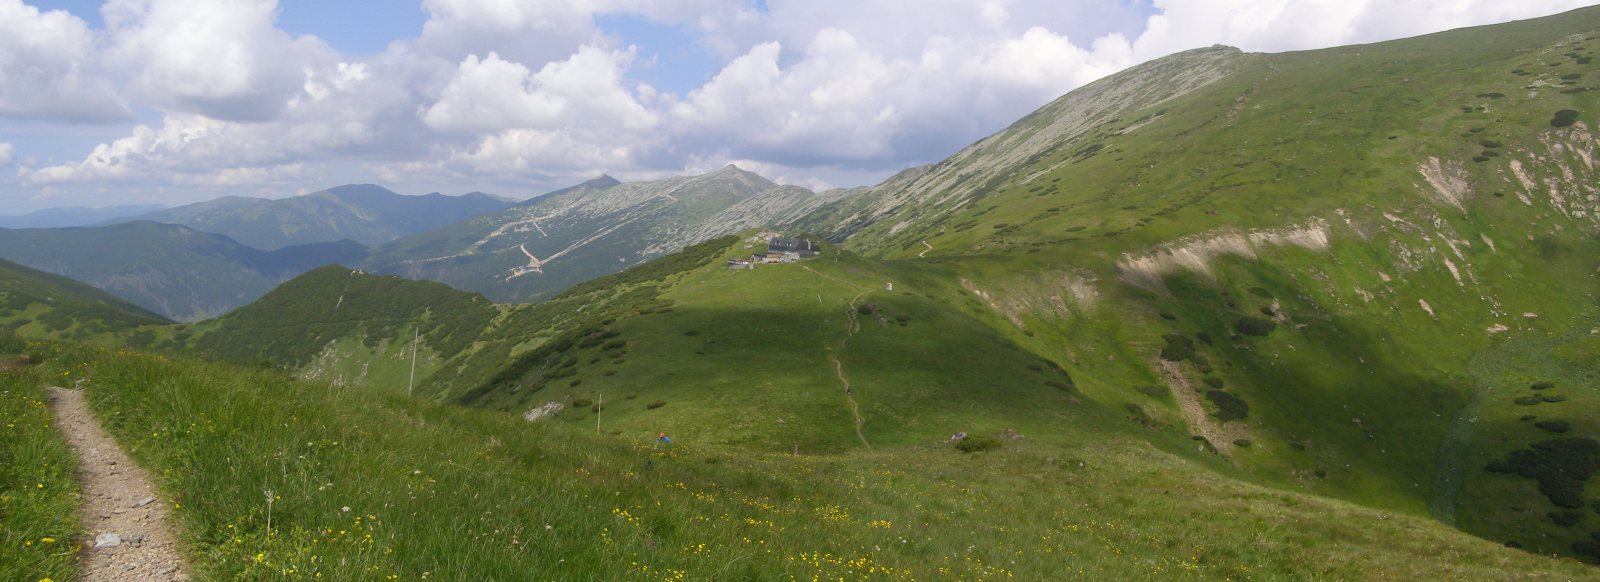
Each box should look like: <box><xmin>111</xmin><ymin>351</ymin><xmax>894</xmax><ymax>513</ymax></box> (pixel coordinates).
<box><xmin>658</xmin><ymin>432</ymin><xmax>671</xmax><ymax>446</ymax></box>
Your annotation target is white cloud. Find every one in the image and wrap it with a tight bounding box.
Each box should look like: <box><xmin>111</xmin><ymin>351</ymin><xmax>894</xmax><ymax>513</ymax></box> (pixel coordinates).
<box><xmin>12</xmin><ymin>0</ymin><xmax>1600</xmax><ymax>211</ymax></box>
<box><xmin>0</xmin><ymin>0</ymin><xmax>129</xmax><ymax>122</ymax></box>
<box><xmin>103</xmin><ymin>0</ymin><xmax>334</xmax><ymax>121</ymax></box>
<box><xmin>0</xmin><ymin>142</ymin><xmax>13</xmax><ymax>166</ymax></box>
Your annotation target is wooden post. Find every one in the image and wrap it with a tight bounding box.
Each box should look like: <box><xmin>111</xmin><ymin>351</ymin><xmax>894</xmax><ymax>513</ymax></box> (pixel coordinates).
<box><xmin>407</xmin><ymin>328</ymin><xmax>418</xmax><ymax>397</ymax></box>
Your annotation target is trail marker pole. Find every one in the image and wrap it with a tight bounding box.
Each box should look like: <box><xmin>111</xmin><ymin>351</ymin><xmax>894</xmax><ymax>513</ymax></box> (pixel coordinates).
<box><xmin>597</xmin><ymin>393</ymin><xmax>602</xmax><ymax>433</ymax></box>
<box><xmin>407</xmin><ymin>328</ymin><xmax>418</xmax><ymax>397</ymax></box>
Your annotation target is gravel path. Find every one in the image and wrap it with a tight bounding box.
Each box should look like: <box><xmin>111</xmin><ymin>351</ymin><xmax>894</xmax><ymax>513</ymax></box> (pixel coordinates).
<box><xmin>48</xmin><ymin>387</ymin><xmax>189</xmax><ymax>581</ymax></box>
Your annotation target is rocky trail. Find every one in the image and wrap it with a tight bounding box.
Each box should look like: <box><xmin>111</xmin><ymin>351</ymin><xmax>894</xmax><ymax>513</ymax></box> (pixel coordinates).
<box><xmin>47</xmin><ymin>387</ymin><xmax>189</xmax><ymax>581</ymax></box>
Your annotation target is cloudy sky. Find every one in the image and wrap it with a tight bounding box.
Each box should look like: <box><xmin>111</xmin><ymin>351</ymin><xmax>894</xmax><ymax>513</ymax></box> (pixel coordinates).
<box><xmin>0</xmin><ymin>0</ymin><xmax>1594</xmax><ymax>212</ymax></box>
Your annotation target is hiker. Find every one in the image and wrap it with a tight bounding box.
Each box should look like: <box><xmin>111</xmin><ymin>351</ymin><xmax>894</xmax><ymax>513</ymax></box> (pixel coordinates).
<box><xmin>658</xmin><ymin>432</ymin><xmax>671</xmax><ymax>446</ymax></box>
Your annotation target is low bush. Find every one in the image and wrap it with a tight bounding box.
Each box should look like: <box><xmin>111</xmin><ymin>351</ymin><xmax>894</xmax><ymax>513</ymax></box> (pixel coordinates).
<box><xmin>1552</xmin><ymin>109</ymin><xmax>1582</xmax><ymax>127</ymax></box>
<box><xmin>1537</xmin><ymin>420</ymin><xmax>1573</xmax><ymax>433</ymax></box>
<box><xmin>1480</xmin><ymin>139</ymin><xmax>1502</xmax><ymax>148</ymax></box>
<box><xmin>955</xmin><ymin>434</ymin><xmax>1002</xmax><ymax>453</ymax></box>
<box><xmin>1233</xmin><ymin>439</ymin><xmax>1252</xmax><ymax>448</ymax></box>
<box><xmin>1485</xmin><ymin>437</ymin><xmax>1600</xmax><ymax>508</ymax></box>
<box><xmin>1532</xmin><ymin>381</ymin><xmax>1556</xmax><ymax>390</ymax></box>
<box><xmin>1206</xmin><ymin>390</ymin><xmax>1249</xmax><ymax>421</ymax></box>
<box><xmin>1550</xmin><ymin>511</ymin><xmax>1583</xmax><ymax>527</ymax></box>
<box><xmin>1160</xmin><ymin>334</ymin><xmax>1195</xmax><ymax>362</ymax></box>
<box><xmin>1514</xmin><ymin>396</ymin><xmax>1544</xmax><ymax>405</ymax></box>
<box><xmin>1236</xmin><ymin>316</ymin><xmax>1277</xmax><ymax>337</ymax></box>
<box><xmin>646</xmin><ymin>400</ymin><xmax>667</xmax><ymax>409</ymax></box>
<box><xmin>1545</xmin><ymin>394</ymin><xmax>1569</xmax><ymax>403</ymax></box>
<box><xmin>572</xmin><ymin>399</ymin><xmax>593</xmax><ymax>408</ymax></box>
<box><xmin>1203</xmin><ymin>377</ymin><xmax>1225</xmax><ymax>389</ymax></box>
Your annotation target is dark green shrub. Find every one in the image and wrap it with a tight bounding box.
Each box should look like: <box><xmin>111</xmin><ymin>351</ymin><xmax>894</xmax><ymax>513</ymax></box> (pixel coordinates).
<box><xmin>1236</xmin><ymin>316</ymin><xmax>1276</xmax><ymax>337</ymax></box>
<box><xmin>857</xmin><ymin>304</ymin><xmax>878</xmax><ymax>315</ymax></box>
<box><xmin>1136</xmin><ymin>385</ymin><xmax>1168</xmax><ymax>398</ymax></box>
<box><xmin>895</xmin><ymin>315</ymin><xmax>910</xmax><ymax>324</ymax></box>
<box><xmin>1563</xmin><ymin>73</ymin><xmax>1583</xmax><ymax>80</ymax></box>
<box><xmin>1160</xmin><ymin>334</ymin><xmax>1195</xmax><ymax>362</ymax></box>
<box><xmin>1532</xmin><ymin>381</ymin><xmax>1556</xmax><ymax>390</ymax></box>
<box><xmin>1521</xmin><ymin>415</ymin><xmax>1537</xmax><ymax>421</ymax></box>
<box><xmin>1550</xmin><ymin>511</ymin><xmax>1583</xmax><ymax>527</ymax></box>
<box><xmin>1572</xmin><ymin>540</ymin><xmax>1600</xmax><ymax>563</ymax></box>
<box><xmin>1480</xmin><ymin>139</ymin><xmax>1502</xmax><ymax>148</ymax></box>
<box><xmin>571</xmin><ymin>398</ymin><xmax>593</xmax><ymax>408</ymax></box>
<box><xmin>1203</xmin><ymin>376</ymin><xmax>1224</xmax><ymax>389</ymax></box>
<box><xmin>1545</xmin><ymin>394</ymin><xmax>1569</xmax><ymax>403</ymax></box>
<box><xmin>602</xmin><ymin>340</ymin><xmax>627</xmax><ymax>351</ymax></box>
<box><xmin>955</xmin><ymin>434</ymin><xmax>1002</xmax><ymax>453</ymax></box>
<box><xmin>1233</xmin><ymin>439</ymin><xmax>1252</xmax><ymax>448</ymax></box>
<box><xmin>1485</xmin><ymin>437</ymin><xmax>1600</xmax><ymax>508</ymax></box>
<box><xmin>1206</xmin><ymin>390</ymin><xmax>1249</xmax><ymax>421</ymax></box>
<box><xmin>1476</xmin><ymin>93</ymin><xmax>1506</xmax><ymax>99</ymax></box>
<box><xmin>646</xmin><ymin>400</ymin><xmax>667</xmax><ymax>409</ymax></box>
<box><xmin>1196</xmin><ymin>332</ymin><xmax>1213</xmax><ymax>345</ymax></box>
<box><xmin>1481</xmin><ymin>150</ymin><xmax>1500</xmax><ymax>157</ymax></box>
<box><xmin>569</xmin><ymin>379</ymin><xmax>583</xmax><ymax>387</ymax></box>
<box><xmin>1159</xmin><ymin>311</ymin><xmax>1177</xmax><ymax>321</ymax></box>
<box><xmin>1552</xmin><ymin>109</ymin><xmax>1581</xmax><ymax>127</ymax></box>
<box><xmin>1537</xmin><ymin>420</ymin><xmax>1573</xmax><ymax>433</ymax></box>
<box><xmin>1515</xmin><ymin>396</ymin><xmax>1544</xmax><ymax>405</ymax></box>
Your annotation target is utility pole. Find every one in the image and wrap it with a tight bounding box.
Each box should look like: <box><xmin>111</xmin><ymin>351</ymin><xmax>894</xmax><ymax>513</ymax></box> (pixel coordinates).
<box><xmin>407</xmin><ymin>328</ymin><xmax>418</xmax><ymax>397</ymax></box>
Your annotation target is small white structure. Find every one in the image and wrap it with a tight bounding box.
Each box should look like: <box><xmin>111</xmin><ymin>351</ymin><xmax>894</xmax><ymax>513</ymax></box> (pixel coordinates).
<box><xmin>884</xmin><ymin>282</ymin><xmax>894</xmax><ymax>291</ymax></box>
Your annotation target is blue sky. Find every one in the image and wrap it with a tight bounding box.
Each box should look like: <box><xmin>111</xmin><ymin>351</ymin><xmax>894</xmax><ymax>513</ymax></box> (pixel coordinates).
<box><xmin>0</xmin><ymin>0</ymin><xmax>1592</xmax><ymax>213</ymax></box>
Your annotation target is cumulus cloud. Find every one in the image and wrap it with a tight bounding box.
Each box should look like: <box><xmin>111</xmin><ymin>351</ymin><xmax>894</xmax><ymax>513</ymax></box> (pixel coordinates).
<box><xmin>13</xmin><ymin>0</ymin><xmax>1600</xmax><ymax>208</ymax></box>
<box><xmin>0</xmin><ymin>142</ymin><xmax>13</xmax><ymax>166</ymax></box>
<box><xmin>0</xmin><ymin>0</ymin><xmax>128</xmax><ymax>122</ymax></box>
<box><xmin>103</xmin><ymin>0</ymin><xmax>334</xmax><ymax>121</ymax></box>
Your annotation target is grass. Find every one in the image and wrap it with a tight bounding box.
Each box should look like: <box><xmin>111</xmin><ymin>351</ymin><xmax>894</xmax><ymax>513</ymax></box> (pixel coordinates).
<box><xmin>0</xmin><ymin>336</ymin><xmax>82</xmax><ymax>581</ymax></box>
<box><xmin>25</xmin><ymin>340</ymin><xmax>1598</xmax><ymax>579</ymax></box>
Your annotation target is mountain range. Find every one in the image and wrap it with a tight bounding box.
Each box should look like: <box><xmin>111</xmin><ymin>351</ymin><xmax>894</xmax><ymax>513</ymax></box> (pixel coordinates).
<box><xmin>101</xmin><ymin>184</ymin><xmax>515</xmax><ymax>250</ymax></box>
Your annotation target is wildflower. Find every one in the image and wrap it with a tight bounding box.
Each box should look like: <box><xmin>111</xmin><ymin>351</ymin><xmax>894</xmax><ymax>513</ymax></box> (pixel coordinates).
<box><xmin>40</xmin><ymin>537</ymin><xmax>55</xmax><ymax>544</ymax></box>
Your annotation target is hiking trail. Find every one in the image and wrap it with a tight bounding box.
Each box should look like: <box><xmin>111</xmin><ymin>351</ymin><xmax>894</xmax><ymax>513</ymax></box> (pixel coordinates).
<box><xmin>48</xmin><ymin>387</ymin><xmax>189</xmax><ymax>581</ymax></box>
<box><xmin>833</xmin><ymin>291</ymin><xmax>872</xmax><ymax>449</ymax></box>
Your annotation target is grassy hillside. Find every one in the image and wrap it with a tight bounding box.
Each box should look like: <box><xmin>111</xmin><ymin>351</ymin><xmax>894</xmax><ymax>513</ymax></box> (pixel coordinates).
<box><xmin>0</xmin><ymin>222</ymin><xmax>369</xmax><ymax>321</ymax></box>
<box><xmin>185</xmin><ymin>265</ymin><xmax>499</xmax><ymax>390</ymax></box>
<box><xmin>770</xmin><ymin>6</ymin><xmax>1600</xmax><ymax>560</ymax></box>
<box><xmin>0</xmin><ymin>334</ymin><xmax>83</xmax><ymax>581</ymax></box>
<box><xmin>27</xmin><ymin>340</ymin><xmax>1593</xmax><ymax>579</ymax></box>
<box><xmin>108</xmin><ymin>185</ymin><xmax>513</xmax><ymax>250</ymax></box>
<box><xmin>0</xmin><ymin>258</ymin><xmax>170</xmax><ymax>343</ymax></box>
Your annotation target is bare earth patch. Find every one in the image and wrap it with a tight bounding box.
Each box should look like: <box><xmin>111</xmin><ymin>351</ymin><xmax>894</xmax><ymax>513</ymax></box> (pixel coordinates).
<box><xmin>48</xmin><ymin>387</ymin><xmax>189</xmax><ymax>581</ymax></box>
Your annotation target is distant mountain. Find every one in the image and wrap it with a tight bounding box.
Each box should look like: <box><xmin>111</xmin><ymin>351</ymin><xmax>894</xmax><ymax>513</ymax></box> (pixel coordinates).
<box><xmin>0</xmin><ymin>204</ymin><xmax>167</xmax><ymax>229</ymax></box>
<box><xmin>364</xmin><ymin>167</ymin><xmax>838</xmax><ymax>301</ymax></box>
<box><xmin>105</xmin><ymin>184</ymin><xmax>514</xmax><ymax>250</ymax></box>
<box><xmin>0</xmin><ymin>257</ymin><xmax>170</xmax><ymax>342</ymax></box>
<box><xmin>0</xmin><ymin>222</ymin><xmax>368</xmax><ymax>321</ymax></box>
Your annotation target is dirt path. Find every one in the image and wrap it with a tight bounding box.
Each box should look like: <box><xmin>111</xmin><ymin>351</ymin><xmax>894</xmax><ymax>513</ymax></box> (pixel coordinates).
<box><xmin>918</xmin><ymin>240</ymin><xmax>933</xmax><ymax>258</ymax></box>
<box><xmin>833</xmin><ymin>291</ymin><xmax>872</xmax><ymax>449</ymax></box>
<box><xmin>48</xmin><ymin>387</ymin><xmax>189</xmax><ymax>581</ymax></box>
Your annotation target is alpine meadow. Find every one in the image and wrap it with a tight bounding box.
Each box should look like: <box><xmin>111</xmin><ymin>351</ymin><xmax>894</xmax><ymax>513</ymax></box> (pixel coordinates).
<box><xmin>3</xmin><ymin>3</ymin><xmax>1600</xmax><ymax>581</ymax></box>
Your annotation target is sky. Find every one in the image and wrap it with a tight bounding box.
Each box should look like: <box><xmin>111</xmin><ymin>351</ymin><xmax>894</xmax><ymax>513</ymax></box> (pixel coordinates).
<box><xmin>0</xmin><ymin>0</ymin><xmax>1596</xmax><ymax>212</ymax></box>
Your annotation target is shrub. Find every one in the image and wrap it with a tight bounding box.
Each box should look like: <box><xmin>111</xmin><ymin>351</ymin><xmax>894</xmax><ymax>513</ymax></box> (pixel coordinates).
<box><xmin>1521</xmin><ymin>415</ymin><xmax>1537</xmax><ymax>421</ymax></box>
<box><xmin>1544</xmin><ymin>394</ymin><xmax>1569</xmax><ymax>403</ymax></box>
<box><xmin>602</xmin><ymin>340</ymin><xmax>627</xmax><ymax>351</ymax></box>
<box><xmin>571</xmin><ymin>399</ymin><xmax>593</xmax><ymax>408</ymax></box>
<box><xmin>1485</xmin><ymin>437</ymin><xmax>1600</xmax><ymax>508</ymax></box>
<box><xmin>1196</xmin><ymin>331</ymin><xmax>1213</xmax><ymax>345</ymax></box>
<box><xmin>1552</xmin><ymin>109</ymin><xmax>1581</xmax><ymax>127</ymax></box>
<box><xmin>569</xmin><ymin>379</ymin><xmax>583</xmax><ymax>387</ymax></box>
<box><xmin>1159</xmin><ymin>334</ymin><xmax>1195</xmax><ymax>362</ymax></box>
<box><xmin>1532</xmin><ymin>381</ymin><xmax>1556</xmax><ymax>390</ymax></box>
<box><xmin>895</xmin><ymin>315</ymin><xmax>910</xmax><ymax>324</ymax></box>
<box><xmin>1136</xmin><ymin>385</ymin><xmax>1168</xmax><ymax>398</ymax></box>
<box><xmin>1573</xmin><ymin>540</ymin><xmax>1600</xmax><ymax>563</ymax></box>
<box><xmin>1159</xmin><ymin>311</ymin><xmax>1177</xmax><ymax>321</ymax></box>
<box><xmin>1514</xmin><ymin>396</ymin><xmax>1544</xmax><ymax>405</ymax></box>
<box><xmin>646</xmin><ymin>400</ymin><xmax>667</xmax><ymax>410</ymax></box>
<box><xmin>1537</xmin><ymin>420</ymin><xmax>1573</xmax><ymax>433</ymax></box>
<box><xmin>1203</xmin><ymin>376</ymin><xmax>1225</xmax><ymax>389</ymax></box>
<box><xmin>1550</xmin><ymin>511</ymin><xmax>1583</xmax><ymax>527</ymax></box>
<box><xmin>955</xmin><ymin>434</ymin><xmax>1003</xmax><ymax>453</ymax></box>
<box><xmin>1206</xmin><ymin>390</ymin><xmax>1249</xmax><ymax>421</ymax></box>
<box><xmin>1236</xmin><ymin>316</ymin><xmax>1277</xmax><ymax>337</ymax></box>
<box><xmin>1233</xmin><ymin>439</ymin><xmax>1252</xmax><ymax>448</ymax></box>
<box><xmin>1480</xmin><ymin>139</ymin><xmax>1502</xmax><ymax>148</ymax></box>
<box><xmin>856</xmin><ymin>304</ymin><xmax>878</xmax><ymax>315</ymax></box>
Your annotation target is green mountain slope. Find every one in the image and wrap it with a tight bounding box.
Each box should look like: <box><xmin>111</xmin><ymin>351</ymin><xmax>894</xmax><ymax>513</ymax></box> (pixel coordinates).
<box><xmin>782</xmin><ymin>7</ymin><xmax>1600</xmax><ymax>560</ymax></box>
<box><xmin>0</xmin><ymin>204</ymin><xmax>166</xmax><ymax>229</ymax></box>
<box><xmin>0</xmin><ymin>257</ymin><xmax>169</xmax><ymax>342</ymax></box>
<box><xmin>0</xmin><ymin>222</ymin><xmax>369</xmax><ymax>321</ymax></box>
<box><xmin>364</xmin><ymin>167</ymin><xmax>844</xmax><ymax>302</ymax></box>
<box><xmin>107</xmin><ymin>184</ymin><xmax>513</xmax><ymax>250</ymax></box>
<box><xmin>185</xmin><ymin>265</ymin><xmax>498</xmax><ymax>389</ymax></box>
